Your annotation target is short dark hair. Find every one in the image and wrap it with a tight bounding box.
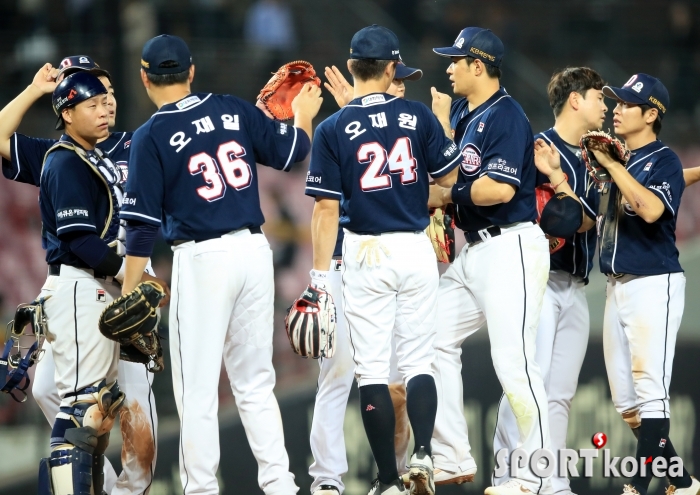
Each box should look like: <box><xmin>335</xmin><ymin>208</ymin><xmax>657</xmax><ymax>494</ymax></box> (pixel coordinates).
<box><xmin>547</xmin><ymin>67</ymin><xmax>606</xmax><ymax>117</ymax></box>
<box><xmin>465</xmin><ymin>56</ymin><xmax>501</xmax><ymax>79</ymax></box>
<box><xmin>349</xmin><ymin>59</ymin><xmax>395</xmax><ymax>81</ymax></box>
<box><xmin>639</xmin><ymin>104</ymin><xmax>663</xmax><ymax>136</ymax></box>
<box><xmin>145</xmin><ymin>61</ymin><xmax>190</xmax><ymax>87</ymax></box>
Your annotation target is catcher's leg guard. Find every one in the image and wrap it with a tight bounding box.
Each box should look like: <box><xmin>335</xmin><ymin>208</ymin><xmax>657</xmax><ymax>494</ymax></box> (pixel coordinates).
<box><xmin>42</xmin><ymin>380</ymin><xmax>124</xmax><ymax>495</ymax></box>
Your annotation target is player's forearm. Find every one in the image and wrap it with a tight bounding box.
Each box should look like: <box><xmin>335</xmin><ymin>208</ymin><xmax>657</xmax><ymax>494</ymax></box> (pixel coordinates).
<box><xmin>293</xmin><ymin>114</ymin><xmax>314</xmax><ymax>146</ymax></box>
<box><xmin>0</xmin><ymin>85</ymin><xmax>44</xmax><ymax>159</ymax></box>
<box><xmin>607</xmin><ymin>164</ymin><xmax>665</xmax><ymax>223</ymax></box>
<box><xmin>468</xmin><ymin>176</ymin><xmax>517</xmax><ymax>205</ymax></box>
<box><xmin>684</xmin><ymin>167</ymin><xmax>700</xmax><ymax>187</ymax></box>
<box><xmin>311</xmin><ymin>198</ymin><xmax>340</xmax><ymax>271</ymax></box>
<box><xmin>578</xmin><ymin>215</ymin><xmax>596</xmax><ymax>233</ymax></box>
<box><xmin>122</xmin><ymin>255</ymin><xmax>150</xmax><ymax>294</ymax></box>
<box><xmin>547</xmin><ymin>169</ymin><xmax>577</xmax><ymax>200</ymax></box>
<box><xmin>433</xmin><ymin>167</ymin><xmax>459</xmax><ymax>188</ymax></box>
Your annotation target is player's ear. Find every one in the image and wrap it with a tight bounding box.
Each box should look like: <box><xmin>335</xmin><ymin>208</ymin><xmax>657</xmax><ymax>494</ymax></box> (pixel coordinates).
<box><xmin>188</xmin><ymin>65</ymin><xmax>195</xmax><ymax>83</ymax></box>
<box><xmin>346</xmin><ymin>59</ymin><xmax>353</xmax><ymax>76</ymax></box>
<box><xmin>140</xmin><ymin>69</ymin><xmax>149</xmax><ymax>89</ymax></box>
<box><xmin>61</xmin><ymin>108</ymin><xmax>72</xmax><ymax>127</ymax></box>
<box><xmin>644</xmin><ymin>107</ymin><xmax>658</xmax><ymax>125</ymax></box>
<box><xmin>568</xmin><ymin>91</ymin><xmax>580</xmax><ymax>111</ymax></box>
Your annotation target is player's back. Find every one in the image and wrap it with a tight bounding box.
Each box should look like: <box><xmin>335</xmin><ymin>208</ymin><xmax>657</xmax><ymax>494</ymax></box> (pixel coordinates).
<box><xmin>309</xmin><ymin>94</ymin><xmax>459</xmax><ymax>234</ymax></box>
<box><xmin>123</xmin><ymin>92</ymin><xmax>303</xmax><ymax>242</ymax></box>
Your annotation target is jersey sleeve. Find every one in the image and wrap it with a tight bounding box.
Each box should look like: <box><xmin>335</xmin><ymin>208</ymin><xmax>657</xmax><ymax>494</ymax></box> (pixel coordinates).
<box><xmin>47</xmin><ymin>157</ymin><xmax>99</xmax><ymax>236</ymax></box>
<box><xmin>120</xmin><ymin>127</ymin><xmax>164</xmax><ymax>226</ymax></box>
<box><xmin>305</xmin><ymin>121</ymin><xmax>342</xmax><ymax>199</ymax></box>
<box><xmin>644</xmin><ymin>154</ymin><xmax>684</xmax><ymax>216</ymax></box>
<box><xmin>241</xmin><ymin>99</ymin><xmax>309</xmax><ymax>171</ymax></box>
<box><xmin>479</xmin><ymin>110</ymin><xmax>529</xmax><ymax>188</ymax></box>
<box><xmin>2</xmin><ymin>133</ymin><xmax>55</xmax><ymax>186</ymax></box>
<box><xmin>424</xmin><ymin>108</ymin><xmax>460</xmax><ymax>178</ymax></box>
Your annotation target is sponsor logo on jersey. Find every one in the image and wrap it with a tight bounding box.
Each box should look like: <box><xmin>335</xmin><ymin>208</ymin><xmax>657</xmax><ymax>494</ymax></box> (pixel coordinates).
<box><xmin>487</xmin><ymin>158</ymin><xmax>516</xmax><ymax>175</ymax></box>
<box><xmin>643</xmin><ymin>162</ymin><xmax>653</xmax><ymax>171</ymax></box>
<box><xmin>631</xmin><ymin>82</ymin><xmax>644</xmax><ymax>93</ymax></box>
<box><xmin>649</xmin><ymin>181</ymin><xmax>672</xmax><ymax>202</ymax></box>
<box><xmin>361</xmin><ymin>94</ymin><xmax>386</xmax><ymax>106</ymax></box>
<box><xmin>57</xmin><ymin>207</ymin><xmax>89</xmax><ymax>220</ymax></box>
<box><xmin>659</xmin><ymin>438</ymin><xmax>667</xmax><ymax>448</ymax></box>
<box><xmin>442</xmin><ymin>142</ymin><xmax>458</xmax><ymax>158</ymax></box>
<box><xmin>96</xmin><ymin>289</ymin><xmax>106</xmax><ymax>302</ymax></box>
<box><xmin>460</xmin><ymin>144</ymin><xmax>481</xmax><ymax>174</ymax></box>
<box><xmin>124</xmin><ymin>140</ymin><xmax>131</xmax><ymax>149</ymax></box>
<box><xmin>477</xmin><ymin>122</ymin><xmax>485</xmax><ymax>133</ymax></box>
<box><xmin>176</xmin><ymin>95</ymin><xmax>201</xmax><ymax>109</ymax></box>
<box><xmin>122</xmin><ymin>194</ymin><xmax>137</xmax><ymax>206</ymax></box>
<box><xmin>306</xmin><ymin>171</ymin><xmax>322</xmax><ymax>184</ymax></box>
<box><xmin>334</xmin><ymin>259</ymin><xmax>342</xmax><ymax>271</ymax></box>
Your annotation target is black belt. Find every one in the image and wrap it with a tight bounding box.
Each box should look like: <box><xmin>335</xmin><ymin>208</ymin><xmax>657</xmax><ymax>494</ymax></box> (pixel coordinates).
<box><xmin>173</xmin><ymin>226</ymin><xmax>262</xmax><ymax>246</ymax></box>
<box><xmin>48</xmin><ymin>264</ymin><xmax>116</xmax><ymax>282</ymax></box>
<box><xmin>464</xmin><ymin>220</ymin><xmax>536</xmax><ymax>246</ymax></box>
<box><xmin>349</xmin><ymin>230</ymin><xmax>423</xmax><ymax>236</ymax></box>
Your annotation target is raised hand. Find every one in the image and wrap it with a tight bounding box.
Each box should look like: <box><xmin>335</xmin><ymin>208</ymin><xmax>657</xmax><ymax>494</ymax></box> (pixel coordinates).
<box><xmin>324</xmin><ymin>65</ymin><xmax>353</xmax><ymax>108</ymax></box>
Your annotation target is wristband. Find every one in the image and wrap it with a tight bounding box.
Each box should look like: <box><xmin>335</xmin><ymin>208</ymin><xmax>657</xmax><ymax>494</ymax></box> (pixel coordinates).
<box><xmin>551</xmin><ymin>173</ymin><xmax>568</xmax><ymax>189</ymax></box>
<box><xmin>310</xmin><ymin>269</ymin><xmax>330</xmax><ymax>288</ymax></box>
<box><xmin>450</xmin><ymin>182</ymin><xmax>475</xmax><ymax>207</ymax></box>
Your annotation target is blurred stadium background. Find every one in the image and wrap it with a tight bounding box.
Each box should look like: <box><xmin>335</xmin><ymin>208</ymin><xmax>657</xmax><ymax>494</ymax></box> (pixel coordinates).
<box><xmin>0</xmin><ymin>0</ymin><xmax>699</xmax><ymax>493</ymax></box>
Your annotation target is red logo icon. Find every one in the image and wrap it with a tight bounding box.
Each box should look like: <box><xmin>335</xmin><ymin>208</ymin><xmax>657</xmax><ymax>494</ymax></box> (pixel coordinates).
<box><xmin>67</xmin><ymin>89</ymin><xmax>77</xmax><ymax>100</ymax></box>
<box><xmin>365</xmin><ymin>404</ymin><xmax>375</xmax><ymax>412</ymax></box>
<box><xmin>592</xmin><ymin>432</ymin><xmax>607</xmax><ymax>449</ymax></box>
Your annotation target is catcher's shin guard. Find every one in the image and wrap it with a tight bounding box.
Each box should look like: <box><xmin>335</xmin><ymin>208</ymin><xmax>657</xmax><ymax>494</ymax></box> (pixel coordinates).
<box><xmin>42</xmin><ymin>427</ymin><xmax>98</xmax><ymax>495</ymax></box>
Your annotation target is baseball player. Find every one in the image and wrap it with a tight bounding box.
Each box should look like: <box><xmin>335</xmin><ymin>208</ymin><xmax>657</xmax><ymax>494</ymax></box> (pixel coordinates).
<box><xmin>493</xmin><ymin>67</ymin><xmax>607</xmax><ymax>495</ymax></box>
<box><xmin>35</xmin><ymin>70</ymin><xmax>166</xmax><ymax>495</ymax></box>
<box><xmin>427</xmin><ymin>28</ymin><xmax>551</xmax><ymax>494</ymax></box>
<box><xmin>0</xmin><ymin>56</ymin><xmax>159</xmax><ymax>495</ymax></box>
<box><xmin>591</xmin><ymin>74</ymin><xmax>698</xmax><ymax>495</ymax></box>
<box><xmin>119</xmin><ymin>34</ymin><xmax>321</xmax><ymax>495</ymax></box>
<box><xmin>305</xmin><ymin>24</ymin><xmax>461</xmax><ymax>495</ymax></box>
<box><xmin>308</xmin><ymin>60</ymin><xmax>424</xmax><ymax>495</ymax></box>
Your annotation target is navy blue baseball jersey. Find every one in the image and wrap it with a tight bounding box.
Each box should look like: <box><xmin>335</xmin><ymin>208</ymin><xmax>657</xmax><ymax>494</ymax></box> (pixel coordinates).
<box><xmin>121</xmin><ymin>93</ymin><xmax>309</xmax><ymax>242</ymax></box>
<box><xmin>2</xmin><ymin>131</ymin><xmax>133</xmax><ymax>187</ymax></box>
<box><xmin>40</xmin><ymin>137</ymin><xmax>123</xmax><ymax>266</ymax></box>
<box><xmin>598</xmin><ymin>140</ymin><xmax>684</xmax><ymax>276</ymax></box>
<box><xmin>450</xmin><ymin>88</ymin><xmax>537</xmax><ymax>231</ymax></box>
<box><xmin>305</xmin><ymin>93</ymin><xmax>460</xmax><ymax>234</ymax></box>
<box><xmin>536</xmin><ymin>128</ymin><xmax>599</xmax><ymax>282</ymax></box>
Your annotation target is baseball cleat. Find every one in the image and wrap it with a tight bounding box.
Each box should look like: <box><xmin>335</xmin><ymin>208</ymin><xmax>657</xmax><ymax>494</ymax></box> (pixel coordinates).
<box><xmin>620</xmin><ymin>485</ymin><xmax>641</xmax><ymax>495</ymax></box>
<box><xmin>484</xmin><ymin>479</ymin><xmax>535</xmax><ymax>494</ymax></box>
<box><xmin>314</xmin><ymin>485</ymin><xmax>341</xmax><ymax>495</ymax></box>
<box><xmin>368</xmin><ymin>478</ymin><xmax>406</xmax><ymax>495</ymax></box>
<box><xmin>407</xmin><ymin>446</ymin><xmax>435</xmax><ymax>495</ymax></box>
<box><xmin>401</xmin><ymin>465</ymin><xmax>477</xmax><ymax>488</ymax></box>
<box><xmin>666</xmin><ymin>477</ymin><xmax>700</xmax><ymax>495</ymax></box>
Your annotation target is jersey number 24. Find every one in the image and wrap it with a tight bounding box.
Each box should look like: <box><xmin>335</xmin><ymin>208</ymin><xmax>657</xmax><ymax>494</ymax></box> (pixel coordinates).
<box><xmin>188</xmin><ymin>140</ymin><xmax>251</xmax><ymax>201</ymax></box>
<box><xmin>359</xmin><ymin>137</ymin><xmax>417</xmax><ymax>191</ymax></box>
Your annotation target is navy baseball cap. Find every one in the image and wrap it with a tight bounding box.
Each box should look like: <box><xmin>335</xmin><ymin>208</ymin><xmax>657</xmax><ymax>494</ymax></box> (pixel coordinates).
<box><xmin>395</xmin><ymin>61</ymin><xmax>422</xmax><ymax>81</ymax></box>
<box><xmin>57</xmin><ymin>55</ymin><xmax>98</xmax><ymax>79</ymax></box>
<box><xmin>603</xmin><ymin>73</ymin><xmax>669</xmax><ymax>118</ymax></box>
<box><xmin>141</xmin><ymin>34</ymin><xmax>192</xmax><ymax>75</ymax></box>
<box><xmin>350</xmin><ymin>25</ymin><xmax>400</xmax><ymax>60</ymax></box>
<box><xmin>52</xmin><ymin>72</ymin><xmax>108</xmax><ymax>130</ymax></box>
<box><xmin>540</xmin><ymin>192</ymin><xmax>583</xmax><ymax>238</ymax></box>
<box><xmin>433</xmin><ymin>27</ymin><xmax>504</xmax><ymax>67</ymax></box>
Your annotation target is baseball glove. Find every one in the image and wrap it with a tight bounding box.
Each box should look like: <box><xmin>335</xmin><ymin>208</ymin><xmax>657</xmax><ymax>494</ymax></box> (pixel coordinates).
<box><xmin>285</xmin><ymin>285</ymin><xmax>336</xmax><ymax>359</ymax></box>
<box><xmin>535</xmin><ymin>184</ymin><xmax>565</xmax><ymax>254</ymax></box>
<box><xmin>579</xmin><ymin>130</ymin><xmax>630</xmax><ymax>184</ymax></box>
<box><xmin>98</xmin><ymin>281</ymin><xmax>165</xmax><ymax>373</ymax></box>
<box><xmin>257</xmin><ymin>60</ymin><xmax>321</xmax><ymax>120</ymax></box>
<box><xmin>426</xmin><ymin>205</ymin><xmax>456</xmax><ymax>263</ymax></box>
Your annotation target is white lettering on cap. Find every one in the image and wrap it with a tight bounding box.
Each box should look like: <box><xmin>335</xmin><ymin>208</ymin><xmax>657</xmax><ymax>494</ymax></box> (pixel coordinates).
<box><xmin>455</xmin><ymin>37</ymin><xmax>465</xmax><ymax>48</ymax></box>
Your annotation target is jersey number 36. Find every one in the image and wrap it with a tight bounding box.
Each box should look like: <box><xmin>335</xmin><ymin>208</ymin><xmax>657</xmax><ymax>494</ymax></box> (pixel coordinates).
<box><xmin>188</xmin><ymin>140</ymin><xmax>251</xmax><ymax>201</ymax></box>
<box><xmin>359</xmin><ymin>137</ymin><xmax>417</xmax><ymax>191</ymax></box>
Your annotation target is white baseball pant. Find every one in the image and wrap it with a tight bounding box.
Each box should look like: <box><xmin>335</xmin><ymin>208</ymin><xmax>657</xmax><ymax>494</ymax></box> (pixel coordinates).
<box><xmin>169</xmin><ymin>229</ymin><xmax>297</xmax><ymax>495</ymax></box>
<box><xmin>341</xmin><ymin>230</ymin><xmax>438</xmax><ymax>387</ymax></box>
<box><xmin>308</xmin><ymin>260</ymin><xmax>406</xmax><ymax>494</ymax></box>
<box><xmin>431</xmin><ymin>222</ymin><xmax>552</xmax><ymax>493</ymax></box>
<box><xmin>603</xmin><ymin>273</ymin><xmax>685</xmax><ymax>420</ymax></box>
<box><xmin>493</xmin><ymin>270</ymin><xmax>589</xmax><ymax>494</ymax></box>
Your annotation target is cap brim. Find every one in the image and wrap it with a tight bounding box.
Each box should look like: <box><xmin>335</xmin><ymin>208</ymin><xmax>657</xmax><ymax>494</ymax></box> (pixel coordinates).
<box><xmin>602</xmin><ymin>86</ymin><xmax>646</xmax><ymax>105</ymax></box>
<box><xmin>395</xmin><ymin>65</ymin><xmax>422</xmax><ymax>81</ymax></box>
<box><xmin>432</xmin><ymin>47</ymin><xmax>466</xmax><ymax>57</ymax></box>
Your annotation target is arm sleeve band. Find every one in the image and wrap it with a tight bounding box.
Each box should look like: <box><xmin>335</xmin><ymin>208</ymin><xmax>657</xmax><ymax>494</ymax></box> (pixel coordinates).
<box><xmin>63</xmin><ymin>232</ymin><xmax>121</xmax><ymax>275</ymax></box>
<box><xmin>125</xmin><ymin>221</ymin><xmax>159</xmax><ymax>257</ymax></box>
<box><xmin>450</xmin><ymin>182</ymin><xmax>475</xmax><ymax>207</ymax></box>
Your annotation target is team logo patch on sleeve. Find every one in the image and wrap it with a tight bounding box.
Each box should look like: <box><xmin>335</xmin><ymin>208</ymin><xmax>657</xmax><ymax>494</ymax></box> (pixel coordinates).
<box><xmin>460</xmin><ymin>144</ymin><xmax>481</xmax><ymax>175</ymax></box>
<box><xmin>276</xmin><ymin>122</ymin><xmax>289</xmax><ymax>135</ymax></box>
<box><xmin>477</xmin><ymin>122</ymin><xmax>485</xmax><ymax>133</ymax></box>
<box><xmin>57</xmin><ymin>207</ymin><xmax>89</xmax><ymax>220</ymax></box>
<box><xmin>96</xmin><ymin>289</ymin><xmax>106</xmax><ymax>302</ymax></box>
<box><xmin>643</xmin><ymin>162</ymin><xmax>653</xmax><ymax>171</ymax></box>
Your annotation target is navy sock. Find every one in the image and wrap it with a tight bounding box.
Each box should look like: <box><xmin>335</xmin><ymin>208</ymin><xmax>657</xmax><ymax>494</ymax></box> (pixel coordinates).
<box><xmin>50</xmin><ymin>418</ymin><xmax>74</xmax><ymax>449</ymax></box>
<box><xmin>406</xmin><ymin>374</ymin><xmax>437</xmax><ymax>457</ymax></box>
<box><xmin>630</xmin><ymin>418</ymin><xmax>669</xmax><ymax>494</ymax></box>
<box><xmin>663</xmin><ymin>436</ymin><xmax>692</xmax><ymax>488</ymax></box>
<box><xmin>360</xmin><ymin>384</ymin><xmax>398</xmax><ymax>484</ymax></box>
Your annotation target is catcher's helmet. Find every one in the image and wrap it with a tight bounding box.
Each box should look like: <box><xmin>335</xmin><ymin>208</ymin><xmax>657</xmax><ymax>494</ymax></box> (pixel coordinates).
<box><xmin>57</xmin><ymin>54</ymin><xmax>112</xmax><ymax>84</ymax></box>
<box><xmin>52</xmin><ymin>72</ymin><xmax>107</xmax><ymax>130</ymax></box>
